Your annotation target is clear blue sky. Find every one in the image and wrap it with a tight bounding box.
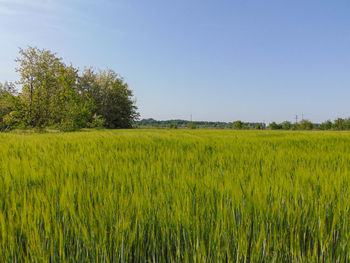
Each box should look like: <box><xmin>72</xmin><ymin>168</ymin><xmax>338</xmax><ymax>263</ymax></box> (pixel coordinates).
<box><xmin>0</xmin><ymin>0</ymin><xmax>349</xmax><ymax>123</ymax></box>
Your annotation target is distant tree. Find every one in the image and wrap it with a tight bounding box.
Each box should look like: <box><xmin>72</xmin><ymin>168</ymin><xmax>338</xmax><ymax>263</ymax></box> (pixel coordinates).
<box><xmin>333</xmin><ymin>118</ymin><xmax>345</xmax><ymax>130</ymax></box>
<box><xmin>188</xmin><ymin>122</ymin><xmax>196</xmax><ymax>129</ymax></box>
<box><xmin>345</xmin><ymin>118</ymin><xmax>350</xmax><ymax>130</ymax></box>
<box><xmin>320</xmin><ymin>120</ymin><xmax>332</xmax><ymax>130</ymax></box>
<box><xmin>299</xmin><ymin>119</ymin><xmax>313</xmax><ymax>130</ymax></box>
<box><xmin>233</xmin><ymin>120</ymin><xmax>244</xmax><ymax>130</ymax></box>
<box><xmin>281</xmin><ymin>121</ymin><xmax>292</xmax><ymax>130</ymax></box>
<box><xmin>269</xmin><ymin>122</ymin><xmax>282</xmax><ymax>130</ymax></box>
<box><xmin>255</xmin><ymin>124</ymin><xmax>262</xmax><ymax>130</ymax></box>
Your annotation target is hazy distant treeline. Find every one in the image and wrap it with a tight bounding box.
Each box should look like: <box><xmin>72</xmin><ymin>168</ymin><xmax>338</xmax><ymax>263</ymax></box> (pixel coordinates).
<box><xmin>0</xmin><ymin>47</ymin><xmax>138</xmax><ymax>132</ymax></box>
<box><xmin>137</xmin><ymin>118</ymin><xmax>350</xmax><ymax>130</ymax></box>
<box><xmin>269</xmin><ymin>119</ymin><xmax>350</xmax><ymax>130</ymax></box>
<box><xmin>136</xmin><ymin>118</ymin><xmax>265</xmax><ymax>129</ymax></box>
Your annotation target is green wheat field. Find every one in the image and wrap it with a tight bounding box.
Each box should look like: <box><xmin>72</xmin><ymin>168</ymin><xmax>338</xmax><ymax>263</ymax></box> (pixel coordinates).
<box><xmin>0</xmin><ymin>129</ymin><xmax>350</xmax><ymax>262</ymax></box>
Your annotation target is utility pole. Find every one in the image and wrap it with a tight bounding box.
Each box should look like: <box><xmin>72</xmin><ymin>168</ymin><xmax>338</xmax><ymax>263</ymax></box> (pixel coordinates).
<box><xmin>295</xmin><ymin>115</ymin><xmax>298</xmax><ymax>124</ymax></box>
<box><xmin>190</xmin><ymin>114</ymin><xmax>192</xmax><ymax>123</ymax></box>
<box><xmin>301</xmin><ymin>113</ymin><xmax>304</xmax><ymax>121</ymax></box>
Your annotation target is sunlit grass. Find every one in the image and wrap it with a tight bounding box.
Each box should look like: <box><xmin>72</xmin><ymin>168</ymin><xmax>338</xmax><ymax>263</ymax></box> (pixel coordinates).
<box><xmin>0</xmin><ymin>129</ymin><xmax>349</xmax><ymax>262</ymax></box>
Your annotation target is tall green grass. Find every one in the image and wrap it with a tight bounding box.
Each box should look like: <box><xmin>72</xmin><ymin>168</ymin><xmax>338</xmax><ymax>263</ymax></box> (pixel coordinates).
<box><xmin>0</xmin><ymin>129</ymin><xmax>349</xmax><ymax>262</ymax></box>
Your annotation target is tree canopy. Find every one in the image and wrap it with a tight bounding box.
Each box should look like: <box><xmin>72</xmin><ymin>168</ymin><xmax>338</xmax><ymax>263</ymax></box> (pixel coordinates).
<box><xmin>0</xmin><ymin>47</ymin><xmax>138</xmax><ymax>131</ymax></box>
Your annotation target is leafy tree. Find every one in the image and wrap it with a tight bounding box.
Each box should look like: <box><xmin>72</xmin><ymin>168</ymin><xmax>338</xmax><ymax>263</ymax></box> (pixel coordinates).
<box><xmin>0</xmin><ymin>82</ymin><xmax>16</xmax><ymax>120</ymax></box>
<box><xmin>255</xmin><ymin>124</ymin><xmax>262</xmax><ymax>130</ymax></box>
<box><xmin>0</xmin><ymin>82</ymin><xmax>23</xmax><ymax>130</ymax></box>
<box><xmin>269</xmin><ymin>122</ymin><xmax>281</xmax><ymax>130</ymax></box>
<box><xmin>16</xmin><ymin>47</ymin><xmax>65</xmax><ymax>126</ymax></box>
<box><xmin>299</xmin><ymin>119</ymin><xmax>313</xmax><ymax>130</ymax></box>
<box><xmin>344</xmin><ymin>118</ymin><xmax>350</xmax><ymax>130</ymax></box>
<box><xmin>188</xmin><ymin>122</ymin><xmax>196</xmax><ymax>129</ymax></box>
<box><xmin>281</xmin><ymin>121</ymin><xmax>292</xmax><ymax>130</ymax></box>
<box><xmin>8</xmin><ymin>46</ymin><xmax>138</xmax><ymax>131</ymax></box>
<box><xmin>58</xmin><ymin>65</ymin><xmax>94</xmax><ymax>130</ymax></box>
<box><xmin>320</xmin><ymin>120</ymin><xmax>332</xmax><ymax>130</ymax></box>
<box><xmin>233</xmin><ymin>120</ymin><xmax>244</xmax><ymax>130</ymax></box>
<box><xmin>79</xmin><ymin>69</ymin><xmax>139</xmax><ymax>128</ymax></box>
<box><xmin>333</xmin><ymin>118</ymin><xmax>345</xmax><ymax>130</ymax></box>
<box><xmin>89</xmin><ymin>114</ymin><xmax>106</xmax><ymax>128</ymax></box>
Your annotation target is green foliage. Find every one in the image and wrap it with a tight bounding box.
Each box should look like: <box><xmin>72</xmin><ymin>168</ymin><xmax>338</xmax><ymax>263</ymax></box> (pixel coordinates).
<box><xmin>168</xmin><ymin>123</ymin><xmax>177</xmax><ymax>129</ymax></box>
<box><xmin>1</xmin><ymin>130</ymin><xmax>350</xmax><ymax>261</ymax></box>
<box><xmin>137</xmin><ymin>118</ymin><xmax>264</xmax><ymax>129</ymax></box>
<box><xmin>79</xmin><ymin>68</ymin><xmax>139</xmax><ymax>129</ymax></box>
<box><xmin>33</xmin><ymin>126</ymin><xmax>46</xmax><ymax>133</ymax></box>
<box><xmin>0</xmin><ymin>46</ymin><xmax>138</xmax><ymax>132</ymax></box>
<box><xmin>0</xmin><ymin>82</ymin><xmax>22</xmax><ymax>130</ymax></box>
<box><xmin>59</xmin><ymin>117</ymin><xmax>79</xmax><ymax>132</ymax></box>
<box><xmin>137</xmin><ymin>118</ymin><xmax>350</xmax><ymax>131</ymax></box>
<box><xmin>333</xmin><ymin>118</ymin><xmax>345</xmax><ymax>130</ymax></box>
<box><xmin>345</xmin><ymin>118</ymin><xmax>350</xmax><ymax>130</ymax></box>
<box><xmin>2</xmin><ymin>111</ymin><xmax>23</xmax><ymax>130</ymax></box>
<box><xmin>298</xmin><ymin>119</ymin><xmax>313</xmax><ymax>130</ymax></box>
<box><xmin>255</xmin><ymin>123</ymin><xmax>263</xmax><ymax>129</ymax></box>
<box><xmin>269</xmin><ymin>121</ymin><xmax>282</xmax><ymax>130</ymax></box>
<box><xmin>233</xmin><ymin>120</ymin><xmax>244</xmax><ymax>129</ymax></box>
<box><xmin>89</xmin><ymin>114</ymin><xmax>106</xmax><ymax>128</ymax></box>
<box><xmin>281</xmin><ymin>121</ymin><xmax>292</xmax><ymax>130</ymax></box>
<box><xmin>187</xmin><ymin>122</ymin><xmax>196</xmax><ymax>129</ymax></box>
<box><xmin>320</xmin><ymin>120</ymin><xmax>333</xmax><ymax>130</ymax></box>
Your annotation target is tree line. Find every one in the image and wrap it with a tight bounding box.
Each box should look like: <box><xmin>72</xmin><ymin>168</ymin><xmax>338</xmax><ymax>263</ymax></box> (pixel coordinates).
<box><xmin>0</xmin><ymin>47</ymin><xmax>139</xmax><ymax>131</ymax></box>
<box><xmin>269</xmin><ymin>118</ymin><xmax>350</xmax><ymax>130</ymax></box>
<box><xmin>137</xmin><ymin>118</ymin><xmax>350</xmax><ymax>130</ymax></box>
<box><xmin>136</xmin><ymin>119</ymin><xmax>265</xmax><ymax>129</ymax></box>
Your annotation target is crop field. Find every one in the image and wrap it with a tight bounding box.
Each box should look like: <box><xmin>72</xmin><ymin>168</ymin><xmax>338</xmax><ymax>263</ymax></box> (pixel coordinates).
<box><xmin>0</xmin><ymin>129</ymin><xmax>350</xmax><ymax>262</ymax></box>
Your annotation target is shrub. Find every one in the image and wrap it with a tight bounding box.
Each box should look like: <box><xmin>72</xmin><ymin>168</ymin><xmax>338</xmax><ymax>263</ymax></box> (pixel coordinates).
<box><xmin>89</xmin><ymin>114</ymin><xmax>106</xmax><ymax>128</ymax></box>
<box><xmin>233</xmin><ymin>120</ymin><xmax>244</xmax><ymax>130</ymax></box>
<box><xmin>333</xmin><ymin>118</ymin><xmax>345</xmax><ymax>130</ymax></box>
<box><xmin>299</xmin><ymin>119</ymin><xmax>313</xmax><ymax>130</ymax></box>
<box><xmin>281</xmin><ymin>121</ymin><xmax>292</xmax><ymax>130</ymax></box>
<box><xmin>269</xmin><ymin>122</ymin><xmax>282</xmax><ymax>130</ymax></box>
<box><xmin>188</xmin><ymin>122</ymin><xmax>196</xmax><ymax>129</ymax></box>
<box><xmin>59</xmin><ymin>118</ymin><xmax>79</xmax><ymax>132</ymax></box>
<box><xmin>320</xmin><ymin>120</ymin><xmax>332</xmax><ymax>130</ymax></box>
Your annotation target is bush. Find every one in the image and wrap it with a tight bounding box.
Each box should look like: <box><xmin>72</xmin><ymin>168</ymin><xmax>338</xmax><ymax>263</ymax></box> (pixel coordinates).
<box><xmin>233</xmin><ymin>120</ymin><xmax>244</xmax><ymax>130</ymax></box>
<box><xmin>2</xmin><ymin>111</ymin><xmax>23</xmax><ymax>130</ymax></box>
<box><xmin>168</xmin><ymin>123</ymin><xmax>177</xmax><ymax>129</ymax></box>
<box><xmin>320</xmin><ymin>120</ymin><xmax>332</xmax><ymax>130</ymax></box>
<box><xmin>188</xmin><ymin>123</ymin><xmax>196</xmax><ymax>129</ymax></box>
<box><xmin>59</xmin><ymin>118</ymin><xmax>79</xmax><ymax>132</ymax></box>
<box><xmin>89</xmin><ymin>114</ymin><xmax>105</xmax><ymax>128</ymax></box>
<box><xmin>281</xmin><ymin>121</ymin><xmax>292</xmax><ymax>130</ymax></box>
<box><xmin>333</xmin><ymin>118</ymin><xmax>345</xmax><ymax>130</ymax></box>
<box><xmin>33</xmin><ymin>126</ymin><xmax>46</xmax><ymax>133</ymax></box>
<box><xmin>299</xmin><ymin>119</ymin><xmax>313</xmax><ymax>130</ymax></box>
<box><xmin>269</xmin><ymin>122</ymin><xmax>282</xmax><ymax>130</ymax></box>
